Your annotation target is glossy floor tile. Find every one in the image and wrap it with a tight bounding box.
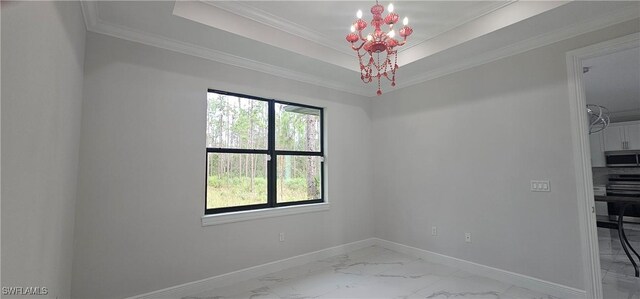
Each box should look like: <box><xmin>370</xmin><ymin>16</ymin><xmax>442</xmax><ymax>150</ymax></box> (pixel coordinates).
<box><xmin>183</xmin><ymin>246</ymin><xmax>557</xmax><ymax>299</ymax></box>
<box><xmin>599</xmin><ymin>227</ymin><xmax>640</xmax><ymax>299</ymax></box>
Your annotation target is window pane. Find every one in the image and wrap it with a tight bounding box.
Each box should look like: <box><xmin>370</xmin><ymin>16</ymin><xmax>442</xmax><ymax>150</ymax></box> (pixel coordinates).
<box><xmin>275</xmin><ymin>103</ymin><xmax>321</xmax><ymax>152</ymax></box>
<box><xmin>207</xmin><ymin>92</ymin><xmax>268</xmax><ymax>149</ymax></box>
<box><xmin>206</xmin><ymin>153</ymin><xmax>268</xmax><ymax>209</ymax></box>
<box><xmin>277</xmin><ymin>155</ymin><xmax>322</xmax><ymax>203</ymax></box>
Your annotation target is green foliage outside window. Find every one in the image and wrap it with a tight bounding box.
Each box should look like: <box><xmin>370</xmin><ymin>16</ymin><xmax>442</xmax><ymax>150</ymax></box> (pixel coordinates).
<box><xmin>206</xmin><ymin>92</ymin><xmax>322</xmax><ymax>210</ymax></box>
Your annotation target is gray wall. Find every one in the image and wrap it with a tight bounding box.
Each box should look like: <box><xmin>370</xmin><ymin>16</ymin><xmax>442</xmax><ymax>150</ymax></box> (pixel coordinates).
<box><xmin>371</xmin><ymin>19</ymin><xmax>639</xmax><ymax>290</ymax></box>
<box><xmin>71</xmin><ymin>33</ymin><xmax>374</xmax><ymax>299</ymax></box>
<box><xmin>1</xmin><ymin>2</ymin><xmax>86</xmax><ymax>298</ymax></box>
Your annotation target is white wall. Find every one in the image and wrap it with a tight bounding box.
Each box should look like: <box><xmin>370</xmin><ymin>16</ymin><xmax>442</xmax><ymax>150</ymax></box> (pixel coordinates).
<box><xmin>71</xmin><ymin>32</ymin><xmax>374</xmax><ymax>299</ymax></box>
<box><xmin>372</xmin><ymin>19</ymin><xmax>640</xmax><ymax>290</ymax></box>
<box><xmin>1</xmin><ymin>2</ymin><xmax>86</xmax><ymax>298</ymax></box>
<box><xmin>5</xmin><ymin>3</ymin><xmax>636</xmax><ymax>297</ymax></box>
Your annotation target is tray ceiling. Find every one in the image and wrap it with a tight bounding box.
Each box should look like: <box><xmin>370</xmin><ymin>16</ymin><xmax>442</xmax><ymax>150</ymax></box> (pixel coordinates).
<box><xmin>82</xmin><ymin>1</ymin><xmax>640</xmax><ymax>97</ymax></box>
<box><xmin>205</xmin><ymin>1</ymin><xmax>513</xmax><ymax>55</ymax></box>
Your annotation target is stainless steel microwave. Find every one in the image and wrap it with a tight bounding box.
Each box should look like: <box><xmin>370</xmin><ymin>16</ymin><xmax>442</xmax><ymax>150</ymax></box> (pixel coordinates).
<box><xmin>605</xmin><ymin>151</ymin><xmax>640</xmax><ymax>167</ymax></box>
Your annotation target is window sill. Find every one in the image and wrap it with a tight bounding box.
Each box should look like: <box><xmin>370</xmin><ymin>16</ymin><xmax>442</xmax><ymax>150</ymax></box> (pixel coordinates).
<box><xmin>201</xmin><ymin>202</ymin><xmax>330</xmax><ymax>226</ymax></box>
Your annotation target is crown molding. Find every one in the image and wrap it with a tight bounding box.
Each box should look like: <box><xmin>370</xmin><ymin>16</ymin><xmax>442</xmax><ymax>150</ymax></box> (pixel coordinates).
<box><xmin>393</xmin><ymin>5</ymin><xmax>640</xmax><ymax>93</ymax></box>
<box><xmin>78</xmin><ymin>2</ymin><xmax>371</xmax><ymax>97</ymax></box>
<box><xmin>80</xmin><ymin>0</ymin><xmax>98</xmax><ymax>30</ymax></box>
<box><xmin>172</xmin><ymin>1</ymin><xmax>360</xmax><ymax>72</ymax></box>
<box><xmin>202</xmin><ymin>1</ymin><xmax>352</xmax><ymax>56</ymax></box>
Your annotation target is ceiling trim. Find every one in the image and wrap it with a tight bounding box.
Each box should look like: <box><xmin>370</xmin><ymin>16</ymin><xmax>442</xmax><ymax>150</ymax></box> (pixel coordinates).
<box><xmin>392</xmin><ymin>5</ymin><xmax>640</xmax><ymax>93</ymax></box>
<box><xmin>80</xmin><ymin>1</ymin><xmax>638</xmax><ymax>99</ymax></box>
<box><xmin>173</xmin><ymin>1</ymin><xmax>360</xmax><ymax>72</ymax></box>
<box><xmin>397</xmin><ymin>1</ymin><xmax>569</xmax><ymax>67</ymax></box>
<box><xmin>80</xmin><ymin>0</ymin><xmax>98</xmax><ymax>29</ymax></box>
<box><xmin>202</xmin><ymin>1</ymin><xmax>352</xmax><ymax>56</ymax></box>
<box><xmin>79</xmin><ymin>2</ymin><xmax>371</xmax><ymax>97</ymax></box>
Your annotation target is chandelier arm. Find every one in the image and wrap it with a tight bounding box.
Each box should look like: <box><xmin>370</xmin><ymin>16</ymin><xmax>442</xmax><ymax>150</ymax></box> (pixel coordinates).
<box><xmin>357</xmin><ymin>30</ymin><xmax>368</xmax><ymax>42</ymax></box>
<box><xmin>351</xmin><ymin>41</ymin><xmax>366</xmax><ymax>51</ymax></box>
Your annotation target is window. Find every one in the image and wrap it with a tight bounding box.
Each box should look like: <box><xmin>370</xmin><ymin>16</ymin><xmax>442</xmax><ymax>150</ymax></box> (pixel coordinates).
<box><xmin>205</xmin><ymin>89</ymin><xmax>324</xmax><ymax>214</ymax></box>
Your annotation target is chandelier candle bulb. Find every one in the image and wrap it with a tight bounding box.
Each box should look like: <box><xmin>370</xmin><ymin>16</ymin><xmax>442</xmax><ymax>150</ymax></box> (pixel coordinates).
<box><xmin>345</xmin><ymin>0</ymin><xmax>414</xmax><ymax>95</ymax></box>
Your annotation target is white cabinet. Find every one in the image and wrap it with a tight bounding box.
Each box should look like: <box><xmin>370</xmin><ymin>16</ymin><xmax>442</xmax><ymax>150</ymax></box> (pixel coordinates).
<box><xmin>627</xmin><ymin>123</ymin><xmax>640</xmax><ymax>149</ymax></box>
<box><xmin>603</xmin><ymin>124</ymin><xmax>625</xmax><ymax>151</ymax></box>
<box><xmin>603</xmin><ymin>121</ymin><xmax>640</xmax><ymax>151</ymax></box>
<box><xmin>589</xmin><ymin>130</ymin><xmax>606</xmax><ymax>167</ymax></box>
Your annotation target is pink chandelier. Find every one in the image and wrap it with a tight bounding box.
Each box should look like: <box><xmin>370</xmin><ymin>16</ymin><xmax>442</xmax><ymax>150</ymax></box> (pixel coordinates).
<box><xmin>346</xmin><ymin>1</ymin><xmax>413</xmax><ymax>95</ymax></box>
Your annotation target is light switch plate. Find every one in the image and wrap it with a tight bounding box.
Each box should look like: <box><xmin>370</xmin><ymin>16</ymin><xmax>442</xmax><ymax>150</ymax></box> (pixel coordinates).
<box><xmin>531</xmin><ymin>180</ymin><xmax>550</xmax><ymax>192</ymax></box>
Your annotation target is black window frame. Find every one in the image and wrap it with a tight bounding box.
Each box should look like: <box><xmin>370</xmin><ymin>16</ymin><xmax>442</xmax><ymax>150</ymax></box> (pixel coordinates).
<box><xmin>205</xmin><ymin>89</ymin><xmax>325</xmax><ymax>215</ymax></box>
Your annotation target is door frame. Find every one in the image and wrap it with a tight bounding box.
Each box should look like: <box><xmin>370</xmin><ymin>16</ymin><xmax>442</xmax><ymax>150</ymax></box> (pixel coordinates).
<box><xmin>566</xmin><ymin>32</ymin><xmax>639</xmax><ymax>299</ymax></box>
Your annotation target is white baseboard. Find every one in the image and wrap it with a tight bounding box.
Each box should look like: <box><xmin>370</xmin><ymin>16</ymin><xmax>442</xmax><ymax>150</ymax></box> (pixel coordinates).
<box><xmin>127</xmin><ymin>238</ymin><xmax>377</xmax><ymax>299</ymax></box>
<box><xmin>373</xmin><ymin>238</ymin><xmax>586</xmax><ymax>299</ymax></box>
<box><xmin>128</xmin><ymin>237</ymin><xmax>586</xmax><ymax>299</ymax></box>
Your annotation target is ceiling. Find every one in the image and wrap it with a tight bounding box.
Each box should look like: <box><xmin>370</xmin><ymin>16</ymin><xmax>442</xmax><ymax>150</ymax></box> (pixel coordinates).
<box><xmin>82</xmin><ymin>1</ymin><xmax>640</xmax><ymax>97</ymax></box>
<box><xmin>204</xmin><ymin>1</ymin><xmax>512</xmax><ymax>56</ymax></box>
<box><xmin>585</xmin><ymin>46</ymin><xmax>640</xmax><ymax>122</ymax></box>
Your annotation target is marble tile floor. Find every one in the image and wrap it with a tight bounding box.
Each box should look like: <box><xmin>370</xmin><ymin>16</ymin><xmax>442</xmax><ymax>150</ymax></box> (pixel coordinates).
<box><xmin>599</xmin><ymin>227</ymin><xmax>640</xmax><ymax>298</ymax></box>
<box><xmin>183</xmin><ymin>246</ymin><xmax>557</xmax><ymax>299</ymax></box>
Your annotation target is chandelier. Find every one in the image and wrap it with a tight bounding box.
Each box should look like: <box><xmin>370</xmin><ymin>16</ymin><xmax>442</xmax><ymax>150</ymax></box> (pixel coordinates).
<box><xmin>346</xmin><ymin>1</ymin><xmax>413</xmax><ymax>95</ymax></box>
<box><xmin>586</xmin><ymin>104</ymin><xmax>610</xmax><ymax>134</ymax></box>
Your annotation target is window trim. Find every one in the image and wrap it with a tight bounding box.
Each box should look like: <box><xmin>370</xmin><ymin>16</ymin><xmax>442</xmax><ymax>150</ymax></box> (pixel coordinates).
<box><xmin>205</xmin><ymin>89</ymin><xmax>325</xmax><ymax>215</ymax></box>
<box><xmin>201</xmin><ymin>202</ymin><xmax>330</xmax><ymax>226</ymax></box>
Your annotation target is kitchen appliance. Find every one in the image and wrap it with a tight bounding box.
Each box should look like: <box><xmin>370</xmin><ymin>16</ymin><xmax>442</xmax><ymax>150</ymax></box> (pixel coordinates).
<box><xmin>606</xmin><ymin>151</ymin><xmax>640</xmax><ymax>167</ymax></box>
<box><xmin>607</xmin><ymin>174</ymin><xmax>640</xmax><ymax>223</ymax></box>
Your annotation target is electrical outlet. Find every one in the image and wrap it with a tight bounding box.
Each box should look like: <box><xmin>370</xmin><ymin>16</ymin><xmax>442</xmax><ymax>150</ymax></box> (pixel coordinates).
<box><xmin>279</xmin><ymin>232</ymin><xmax>285</xmax><ymax>242</ymax></box>
<box><xmin>431</xmin><ymin>226</ymin><xmax>437</xmax><ymax>236</ymax></box>
<box><xmin>465</xmin><ymin>233</ymin><xmax>471</xmax><ymax>243</ymax></box>
<box><xmin>530</xmin><ymin>180</ymin><xmax>550</xmax><ymax>192</ymax></box>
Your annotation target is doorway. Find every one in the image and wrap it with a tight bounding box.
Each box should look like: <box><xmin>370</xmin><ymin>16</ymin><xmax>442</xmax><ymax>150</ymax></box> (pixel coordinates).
<box><xmin>567</xmin><ymin>32</ymin><xmax>640</xmax><ymax>299</ymax></box>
